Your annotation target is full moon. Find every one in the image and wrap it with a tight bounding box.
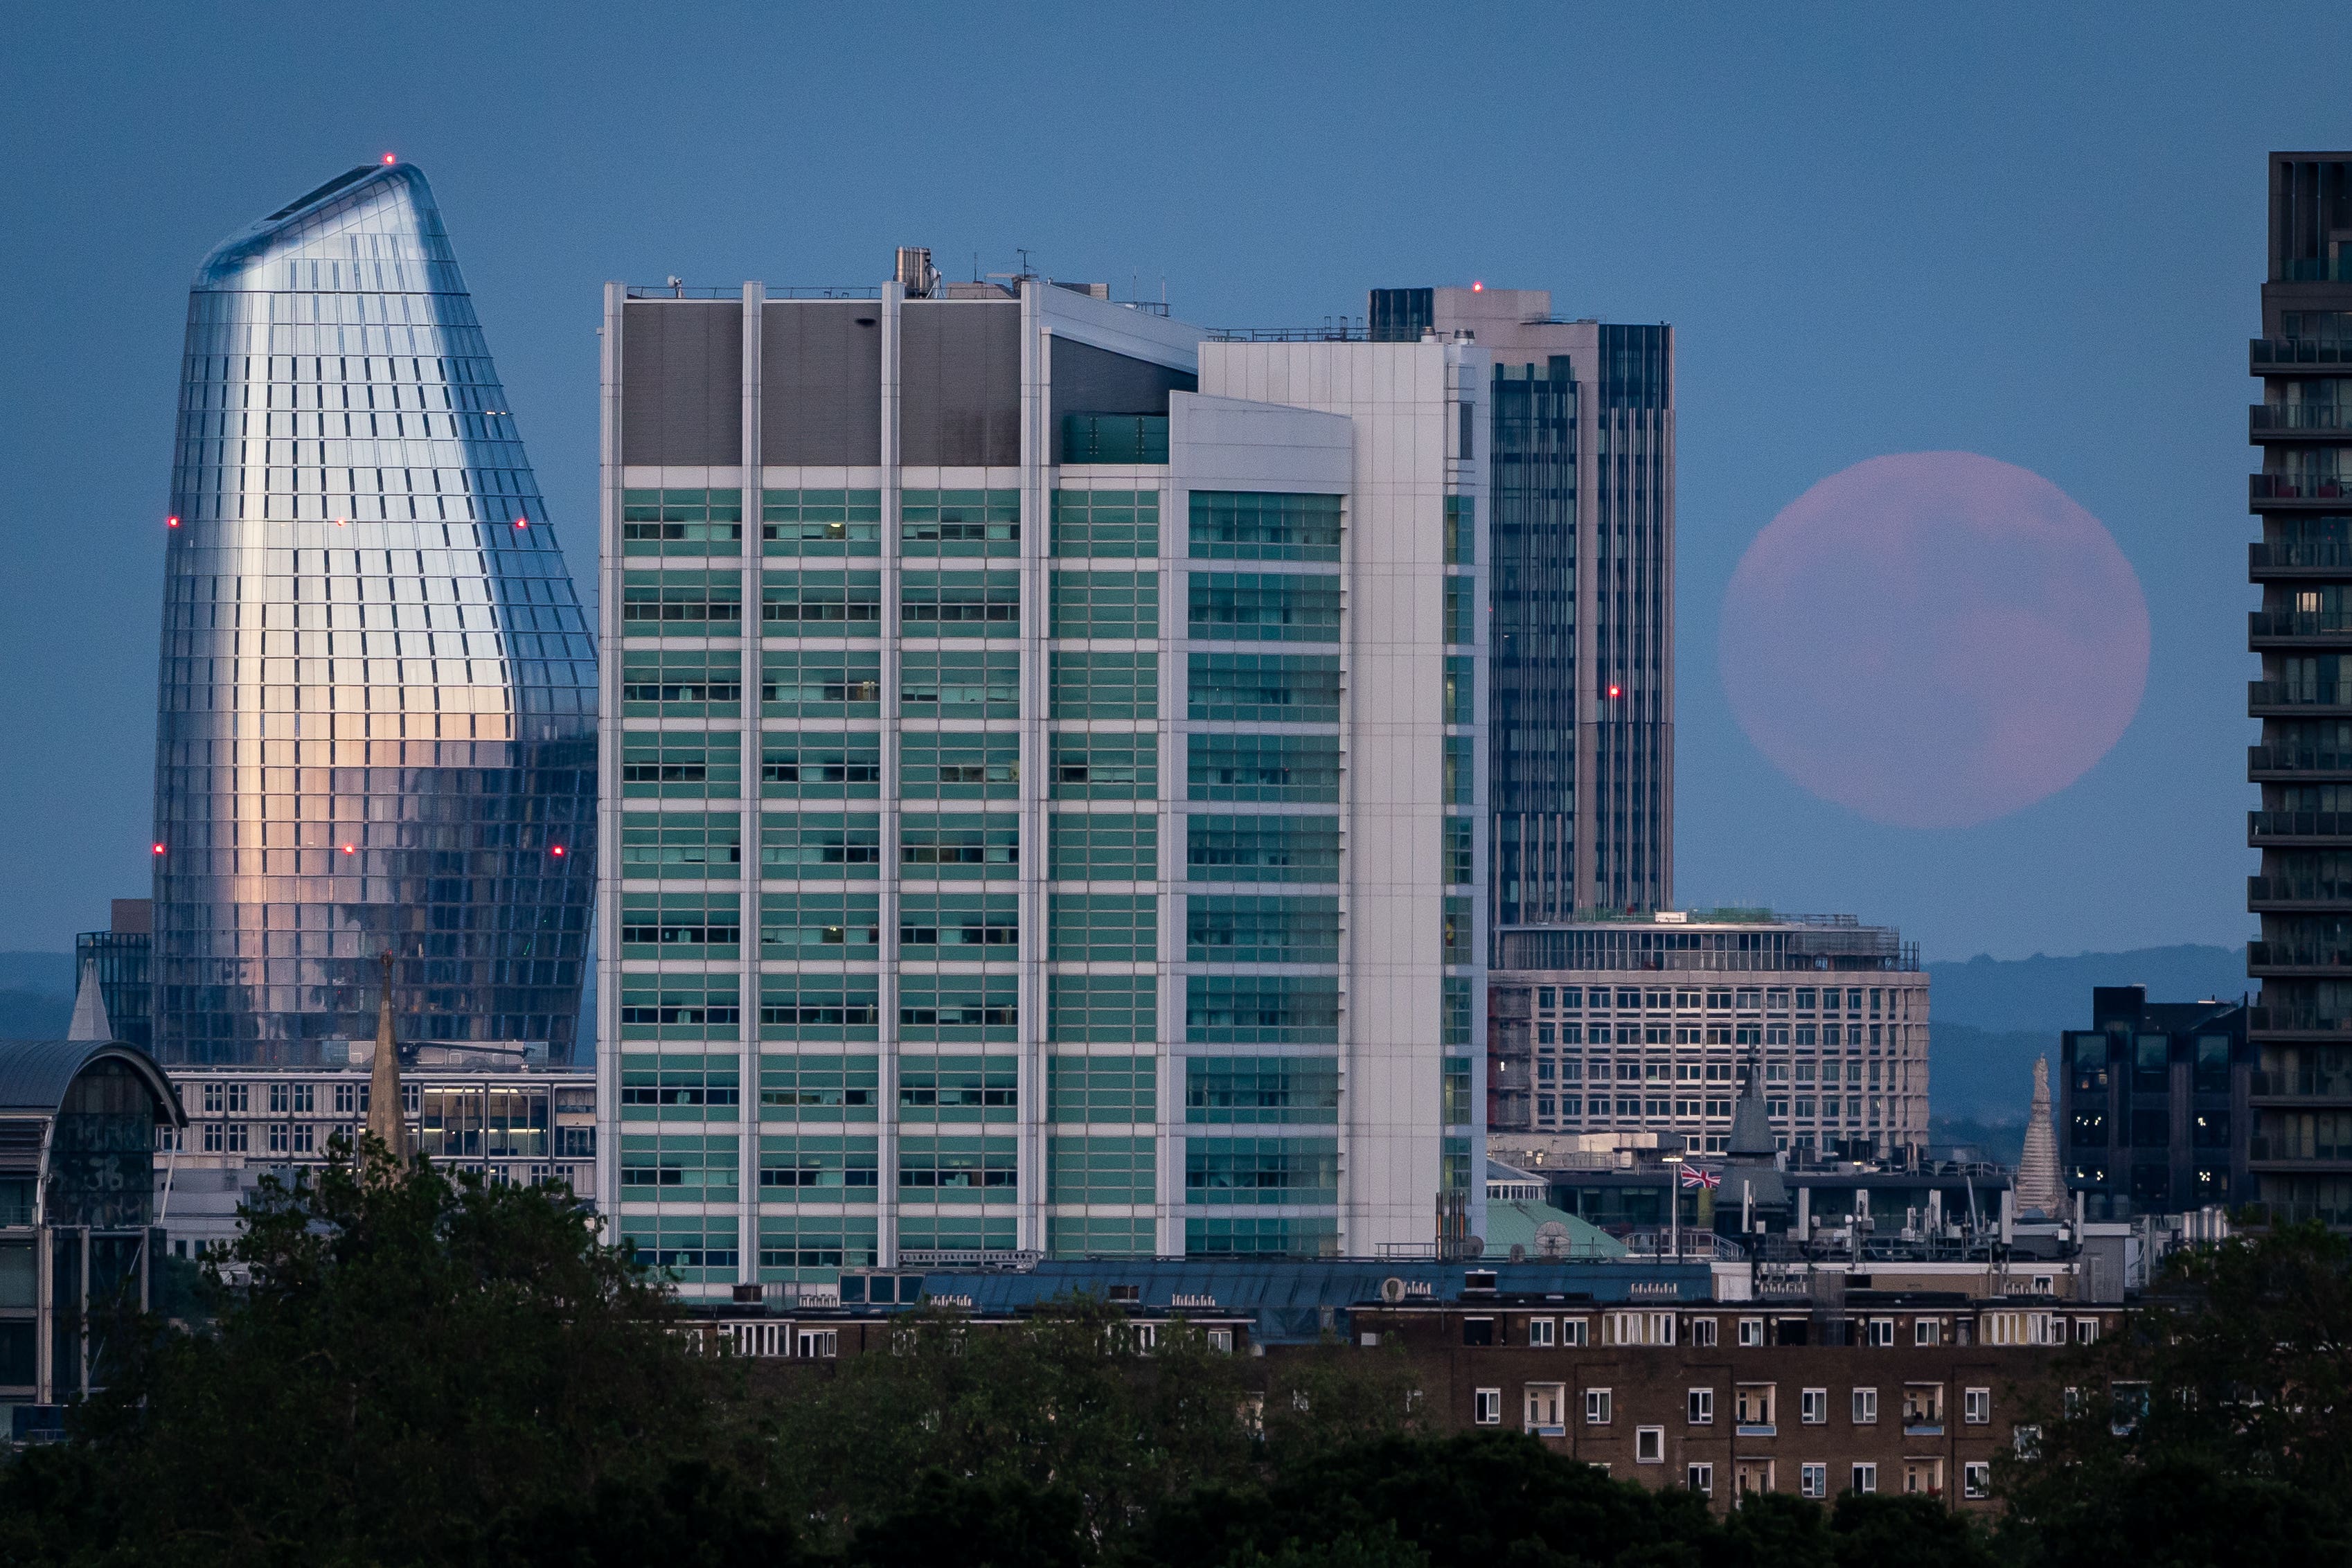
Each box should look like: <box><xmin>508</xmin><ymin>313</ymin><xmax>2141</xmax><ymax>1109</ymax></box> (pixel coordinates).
<box><xmin>1718</xmin><ymin>452</ymin><xmax>2150</xmax><ymax>830</ymax></box>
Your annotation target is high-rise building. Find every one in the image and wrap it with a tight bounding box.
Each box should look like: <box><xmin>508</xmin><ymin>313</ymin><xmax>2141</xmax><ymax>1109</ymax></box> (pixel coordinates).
<box><xmin>2058</xmin><ymin>986</ymin><xmax>2246</xmax><ymax>1220</ymax></box>
<box><xmin>150</xmin><ymin>162</ymin><xmax>596</xmax><ymax>1067</ymax></box>
<box><xmin>1486</xmin><ymin>911</ymin><xmax>1927</xmax><ymax>1159</ymax></box>
<box><xmin>599</xmin><ymin>262</ymin><xmax>1485</xmax><ymax>1296</ymax></box>
<box><xmin>2249</xmin><ymin>152</ymin><xmax>2352</xmax><ymax>1229</ymax></box>
<box><xmin>1371</xmin><ymin>289</ymin><xmax>1673</xmax><ymax>925</ymax></box>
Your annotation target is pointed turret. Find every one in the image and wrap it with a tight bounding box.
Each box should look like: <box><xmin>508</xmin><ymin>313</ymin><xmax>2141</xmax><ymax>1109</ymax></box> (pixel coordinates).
<box><xmin>2014</xmin><ymin>1057</ymin><xmax>2063</xmax><ymax>1216</ymax></box>
<box><xmin>365</xmin><ymin>951</ymin><xmax>407</xmax><ymax>1164</ymax></box>
<box><xmin>66</xmin><ymin>959</ymin><xmax>114</xmax><ymax>1044</ymax></box>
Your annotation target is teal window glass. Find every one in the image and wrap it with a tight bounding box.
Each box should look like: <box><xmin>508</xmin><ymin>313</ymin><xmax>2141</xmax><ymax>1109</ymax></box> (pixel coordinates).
<box><xmin>1185</xmin><ymin>1057</ymin><xmax>1341</xmax><ymax>1125</ymax></box>
<box><xmin>1048</xmin><ymin>814</ymin><xmax>1156</xmax><ymax>881</ymax></box>
<box><xmin>761</xmin><ymin>568</ymin><xmax>882</xmax><ymax>629</ymax></box>
<box><xmin>1186</xmin><ymin>975</ymin><xmax>1340</xmax><ymax>1044</ymax></box>
<box><xmin>759</xmin><ymin>812</ymin><xmax>882</xmax><ymax>878</ymax></box>
<box><xmin>621</xmin><ymin>732</ymin><xmax>741</xmax><ymax>800</ymax></box>
<box><xmin>900</xmin><ymin>732</ymin><xmax>1019</xmax><ymax>800</ymax></box>
<box><xmin>901</xmin><ymin>648</ymin><xmax>1020</xmax><ymax>719</ymax></box>
<box><xmin>1443</xmin><ymin>818</ymin><xmax>1474</xmax><ymax>887</ymax></box>
<box><xmin>897</xmin><ymin>1137</ymin><xmax>1019</xmax><ymax>1201</ymax></box>
<box><xmin>898</xmin><ymin>893</ymin><xmax>1019</xmax><ymax>961</ymax></box>
<box><xmin>1443</xmin><ymin>1058</ymin><xmax>1473</xmax><ymax>1128</ymax></box>
<box><xmin>758</xmin><ymin>979</ymin><xmax>881</xmax><ymax>1042</ymax></box>
<box><xmin>1185</xmin><ymin>1217</ymin><xmax>1337</xmax><ymax>1259</ymax></box>
<box><xmin>762</xmin><ymin>735</ymin><xmax>882</xmax><ymax>799</ymax></box>
<box><xmin>1444</xmin><ymin>578</ymin><xmax>1472</xmax><ymax>647</ymax></box>
<box><xmin>1047</xmin><ymin>1136</ymin><xmax>1156</xmax><ymax>1204</ymax></box>
<box><xmin>620</xmin><ymin>892</ymin><xmax>741</xmax><ymax>961</ymax></box>
<box><xmin>1443</xmin><ymin>495</ymin><xmax>1472</xmax><ymax>566</ymax></box>
<box><xmin>758</xmin><ymin>1214</ymin><xmax>880</xmax><ymax>1279</ymax></box>
<box><xmin>1443</xmin><ymin>1136</ymin><xmax>1471</xmax><ymax>1193</ymax></box>
<box><xmin>902</xmin><ymin>570</ymin><xmax>1021</xmax><ymax>634</ymax></box>
<box><xmin>902</xmin><ymin>488</ymin><xmax>1019</xmax><ymax>557</ymax></box>
<box><xmin>1188</xmin><ymin>492</ymin><xmax>1343</xmax><ymax>562</ymax></box>
<box><xmin>761</xmin><ymin>488</ymin><xmax>881</xmax><ymax>556</ymax></box>
<box><xmin>618</xmin><ymin>985</ymin><xmax>740</xmax><ymax>1043</ymax></box>
<box><xmin>1049</xmin><ymin>1215</ymin><xmax>1155</xmax><ymax>1258</ymax></box>
<box><xmin>759</xmin><ymin>891</ymin><xmax>881</xmax><ymax>959</ymax></box>
<box><xmin>621</xmin><ymin>812</ymin><xmax>741</xmax><ymax>880</ymax></box>
<box><xmin>623</xmin><ymin>1221</ymin><xmax>738</xmax><ymax>1281</ymax></box>
<box><xmin>759</xmin><ymin>1134</ymin><xmax>880</xmax><ymax>1194</ymax></box>
<box><xmin>621</xmin><ymin>568</ymin><xmax>743</xmax><ymax>633</ymax></box>
<box><xmin>617</xmin><ymin>1053</ymin><xmax>740</xmax><ymax>1114</ymax></box>
<box><xmin>1187</xmin><ymin>572</ymin><xmax>1341</xmax><ymax>642</ymax></box>
<box><xmin>1050</xmin><ymin>734</ymin><xmax>1157</xmax><ymax>800</ymax></box>
<box><xmin>1051</xmin><ymin>489</ymin><xmax>1159</xmax><ymax>557</ymax></box>
<box><xmin>621</xmin><ymin>648</ymin><xmax>742</xmax><ymax>718</ymax></box>
<box><xmin>1186</xmin><ymin>652</ymin><xmax>1341</xmax><ymax>724</ymax></box>
<box><xmin>1048</xmin><ymin>975</ymin><xmax>1157</xmax><ymax>1044</ymax></box>
<box><xmin>1050</xmin><ymin>569</ymin><xmax>1159</xmax><ymax>639</ymax></box>
<box><xmin>1060</xmin><ymin>415</ymin><xmax>1169</xmax><ymax>465</ymax></box>
<box><xmin>1184</xmin><ymin>815</ymin><xmax>1340</xmax><ymax>884</ymax></box>
<box><xmin>1443</xmin><ymin>655</ymin><xmax>1473</xmax><ymax>726</ymax></box>
<box><xmin>900</xmin><ymin>975</ymin><xmax>1019</xmax><ymax>1042</ymax></box>
<box><xmin>762</xmin><ymin>649</ymin><xmax>881</xmax><ymax>718</ymax></box>
<box><xmin>1050</xmin><ymin>650</ymin><xmax>1158</xmax><ymax>720</ymax></box>
<box><xmin>1049</xmin><ymin>893</ymin><xmax>1157</xmax><ymax>962</ymax></box>
<box><xmin>1443</xmin><ymin>896</ymin><xmax>1472</xmax><ymax>963</ymax></box>
<box><xmin>1187</xmin><ymin>733</ymin><xmax>1341</xmax><ymax>803</ymax></box>
<box><xmin>1444</xmin><ymin>735</ymin><xmax>1472</xmax><ymax>805</ymax></box>
<box><xmin>622</xmin><ymin>488</ymin><xmax>745</xmax><ymax>558</ymax></box>
<box><xmin>1184</xmin><ymin>1137</ymin><xmax>1339</xmax><ymax>1204</ymax></box>
<box><xmin>899</xmin><ymin>1055</ymin><xmax>1019</xmax><ymax>1123</ymax></box>
<box><xmin>899</xmin><ymin>1214</ymin><xmax>1020</xmax><ymax>1251</ymax></box>
<box><xmin>899</xmin><ymin>813</ymin><xmax>1019</xmax><ymax>880</ymax></box>
<box><xmin>1048</xmin><ymin>1055</ymin><xmax>1158</xmax><ymax>1122</ymax></box>
<box><xmin>759</xmin><ymin>1054</ymin><xmax>880</xmax><ymax>1121</ymax></box>
<box><xmin>620</xmin><ymin>1132</ymin><xmax>739</xmax><ymax>1201</ymax></box>
<box><xmin>1186</xmin><ymin>895</ymin><xmax>1339</xmax><ymax>965</ymax></box>
<box><xmin>1442</xmin><ymin>976</ymin><xmax>1473</xmax><ymax>1048</ymax></box>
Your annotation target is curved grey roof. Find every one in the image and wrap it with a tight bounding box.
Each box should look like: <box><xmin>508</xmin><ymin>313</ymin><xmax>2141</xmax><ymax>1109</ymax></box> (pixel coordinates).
<box><xmin>0</xmin><ymin>1040</ymin><xmax>186</xmax><ymax>1126</ymax></box>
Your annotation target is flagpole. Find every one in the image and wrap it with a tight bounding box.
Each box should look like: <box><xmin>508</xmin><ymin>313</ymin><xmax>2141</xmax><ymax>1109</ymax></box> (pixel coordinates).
<box><xmin>1664</xmin><ymin>1138</ymin><xmax>1683</xmax><ymax>1260</ymax></box>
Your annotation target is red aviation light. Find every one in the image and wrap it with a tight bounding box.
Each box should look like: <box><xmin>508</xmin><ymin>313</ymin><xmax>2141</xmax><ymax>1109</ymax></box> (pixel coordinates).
<box><xmin>342</xmin><ymin>844</ymin><xmax>357</xmax><ymax>855</ymax></box>
<box><xmin>1608</xmin><ymin>684</ymin><xmax>1622</xmax><ymax>699</ymax></box>
<box><xmin>515</xmin><ymin>517</ymin><xmax>529</xmax><ymax>529</ymax></box>
<box><xmin>550</xmin><ymin>845</ymin><xmax>566</xmax><ymax>857</ymax></box>
<box><xmin>166</xmin><ymin>516</ymin><xmax>179</xmax><ymax>528</ymax></box>
<box><xmin>152</xmin><ymin>844</ymin><xmax>166</xmax><ymax>855</ymax></box>
<box><xmin>1472</xmin><ymin>280</ymin><xmax>1484</xmax><ymax>292</ymax></box>
<box><xmin>382</xmin><ymin>154</ymin><xmax>396</xmax><ymax>166</ymax></box>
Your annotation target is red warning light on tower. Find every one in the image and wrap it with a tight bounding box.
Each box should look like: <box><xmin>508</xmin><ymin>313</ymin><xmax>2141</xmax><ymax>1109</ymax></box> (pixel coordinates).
<box><xmin>1608</xmin><ymin>684</ymin><xmax>1622</xmax><ymax>699</ymax></box>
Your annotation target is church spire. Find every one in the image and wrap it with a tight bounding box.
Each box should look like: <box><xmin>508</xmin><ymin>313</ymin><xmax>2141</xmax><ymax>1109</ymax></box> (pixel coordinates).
<box><xmin>2015</xmin><ymin>1056</ymin><xmax>2063</xmax><ymax>1216</ymax></box>
<box><xmin>365</xmin><ymin>951</ymin><xmax>407</xmax><ymax>1166</ymax></box>
<box><xmin>66</xmin><ymin>957</ymin><xmax>114</xmax><ymax>1043</ymax></box>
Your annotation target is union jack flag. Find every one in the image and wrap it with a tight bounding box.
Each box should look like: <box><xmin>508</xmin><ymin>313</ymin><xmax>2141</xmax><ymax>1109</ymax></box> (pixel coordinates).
<box><xmin>1678</xmin><ymin>1165</ymin><xmax>1721</xmax><ymax>1190</ymax></box>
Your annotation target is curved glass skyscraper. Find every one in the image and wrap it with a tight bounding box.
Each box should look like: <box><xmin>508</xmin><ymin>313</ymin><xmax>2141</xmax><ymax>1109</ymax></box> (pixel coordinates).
<box><xmin>152</xmin><ymin>162</ymin><xmax>595</xmax><ymax>1067</ymax></box>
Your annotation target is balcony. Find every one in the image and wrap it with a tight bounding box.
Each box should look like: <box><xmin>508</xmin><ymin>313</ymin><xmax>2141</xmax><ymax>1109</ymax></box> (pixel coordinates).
<box><xmin>2250</xmin><ymin>540</ymin><xmax>2352</xmax><ymax>576</ymax></box>
<box><xmin>2248</xmin><ymin>941</ymin><xmax>2352</xmax><ymax>975</ymax></box>
<box><xmin>2249</xmin><ymin>873</ymin><xmax>2352</xmax><ymax>908</ymax></box>
<box><xmin>2250</xmin><ymin>1065</ymin><xmax>2352</xmax><ymax>1099</ymax></box>
<box><xmin>2249</xmin><ymin>1134</ymin><xmax>2352</xmax><ymax>1163</ymax></box>
<box><xmin>2252</xmin><ymin>337</ymin><xmax>2352</xmax><ymax>368</ymax></box>
<box><xmin>2250</xmin><ymin>743</ymin><xmax>2352</xmax><ymax>778</ymax></box>
<box><xmin>2252</xmin><ymin>474</ymin><xmax>2352</xmax><ymax>506</ymax></box>
<box><xmin>2252</xmin><ymin>402</ymin><xmax>2352</xmax><ymax>438</ymax></box>
<box><xmin>2249</xmin><ymin>809</ymin><xmax>2352</xmax><ymax>844</ymax></box>
<box><xmin>2251</xmin><ymin>1004</ymin><xmax>2352</xmax><ymax>1035</ymax></box>
<box><xmin>2249</xmin><ymin>681</ymin><xmax>2352</xmax><ymax>713</ymax></box>
<box><xmin>2251</xmin><ymin>607</ymin><xmax>2352</xmax><ymax>643</ymax></box>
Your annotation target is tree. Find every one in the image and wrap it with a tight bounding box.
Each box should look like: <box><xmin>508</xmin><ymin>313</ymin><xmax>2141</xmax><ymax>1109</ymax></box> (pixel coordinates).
<box><xmin>0</xmin><ymin>1139</ymin><xmax>761</xmax><ymax>1567</ymax></box>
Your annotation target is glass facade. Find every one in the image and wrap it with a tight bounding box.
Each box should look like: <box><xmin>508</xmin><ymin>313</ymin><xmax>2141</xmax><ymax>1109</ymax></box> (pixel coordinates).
<box><xmin>150</xmin><ymin>164</ymin><xmax>594</xmax><ymax>1066</ymax></box>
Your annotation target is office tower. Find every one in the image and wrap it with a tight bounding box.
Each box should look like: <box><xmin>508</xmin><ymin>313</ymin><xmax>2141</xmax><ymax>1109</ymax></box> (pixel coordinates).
<box><xmin>1486</xmin><ymin>911</ymin><xmax>1927</xmax><ymax>1159</ymax></box>
<box><xmin>73</xmin><ymin>899</ymin><xmax>154</xmax><ymax>1050</ymax></box>
<box><xmin>600</xmin><ymin>262</ymin><xmax>1485</xmax><ymax>1296</ymax></box>
<box><xmin>2250</xmin><ymin>152</ymin><xmax>2352</xmax><ymax>1229</ymax></box>
<box><xmin>150</xmin><ymin>162</ymin><xmax>596</xmax><ymax>1067</ymax></box>
<box><xmin>2058</xmin><ymin>987</ymin><xmax>2247</xmax><ymax>1220</ymax></box>
<box><xmin>1372</xmin><ymin>289</ymin><xmax>1672</xmax><ymax>925</ymax></box>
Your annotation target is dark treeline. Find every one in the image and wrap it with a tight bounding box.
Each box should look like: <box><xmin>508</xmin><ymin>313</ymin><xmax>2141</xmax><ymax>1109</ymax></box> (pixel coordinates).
<box><xmin>0</xmin><ymin>1147</ymin><xmax>2342</xmax><ymax>1568</ymax></box>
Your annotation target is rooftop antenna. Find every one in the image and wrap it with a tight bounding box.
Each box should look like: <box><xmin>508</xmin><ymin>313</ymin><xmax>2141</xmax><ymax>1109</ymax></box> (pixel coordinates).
<box><xmin>1015</xmin><ymin>247</ymin><xmax>1033</xmax><ymax>277</ymax></box>
<box><xmin>666</xmin><ymin>275</ymin><xmax>682</xmax><ymax>297</ymax></box>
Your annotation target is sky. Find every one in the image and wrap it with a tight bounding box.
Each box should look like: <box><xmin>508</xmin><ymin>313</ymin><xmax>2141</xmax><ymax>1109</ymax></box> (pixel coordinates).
<box><xmin>0</xmin><ymin>1</ymin><xmax>2335</xmax><ymax>963</ymax></box>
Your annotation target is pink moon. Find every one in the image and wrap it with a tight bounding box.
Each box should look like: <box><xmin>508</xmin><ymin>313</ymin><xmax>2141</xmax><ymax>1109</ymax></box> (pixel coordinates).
<box><xmin>1718</xmin><ymin>452</ymin><xmax>2150</xmax><ymax>830</ymax></box>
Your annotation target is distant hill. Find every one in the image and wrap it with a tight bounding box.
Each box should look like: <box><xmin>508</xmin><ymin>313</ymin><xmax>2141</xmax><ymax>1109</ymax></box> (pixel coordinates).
<box><xmin>1923</xmin><ymin>943</ymin><xmax>2248</xmax><ymax>1124</ymax></box>
<box><xmin>0</xmin><ymin>953</ymin><xmax>73</xmax><ymax>1040</ymax></box>
<box><xmin>0</xmin><ymin>952</ymin><xmax>73</xmax><ymax>999</ymax></box>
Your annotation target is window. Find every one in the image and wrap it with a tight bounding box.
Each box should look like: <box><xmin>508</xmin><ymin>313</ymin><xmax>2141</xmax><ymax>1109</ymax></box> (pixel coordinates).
<box><xmin>1561</xmin><ymin>1317</ymin><xmax>1589</xmax><ymax>1346</ymax></box>
<box><xmin>1963</xmin><ymin>1462</ymin><xmax>1990</xmax><ymax>1500</ymax></box>
<box><xmin>1735</xmin><ymin>1384</ymin><xmax>1774</xmax><ymax>1428</ymax></box>
<box><xmin>1853</xmin><ymin>1387</ymin><xmax>1878</xmax><ymax>1424</ymax></box>
<box><xmin>1964</xmin><ymin>1387</ymin><xmax>1991</xmax><ymax>1425</ymax></box>
<box><xmin>1689</xmin><ymin>1317</ymin><xmax>1718</xmax><ymax>1348</ymax></box>
<box><xmin>1738</xmin><ymin>1316</ymin><xmax>1765</xmax><ymax>1347</ymax></box>
<box><xmin>1635</xmin><ymin>1427</ymin><xmax>1664</xmax><ymax>1464</ymax></box>
<box><xmin>1463</xmin><ymin>1318</ymin><xmax>1496</xmax><ymax>1347</ymax></box>
<box><xmin>269</xmin><ymin>1083</ymin><xmax>289</xmax><ymax>1114</ymax></box>
<box><xmin>1474</xmin><ymin>1388</ymin><xmax>1502</xmax><ymax>1425</ymax></box>
<box><xmin>1903</xmin><ymin>1384</ymin><xmax>1943</xmax><ymax>1425</ymax></box>
<box><xmin>1914</xmin><ymin>1317</ymin><xmax>1943</xmax><ymax>1346</ymax></box>
<box><xmin>334</xmin><ymin>1083</ymin><xmax>356</xmax><ymax>1115</ymax></box>
<box><xmin>1585</xmin><ymin>1387</ymin><xmax>1613</xmax><ymax>1425</ymax></box>
<box><xmin>2014</xmin><ymin>1424</ymin><xmax>2041</xmax><ymax>1459</ymax></box>
<box><xmin>794</xmin><ymin>1329</ymin><xmax>838</xmax><ymax>1360</ymax></box>
<box><xmin>1867</xmin><ymin>1317</ymin><xmax>1895</xmax><ymax>1347</ymax></box>
<box><xmin>1207</xmin><ymin>1329</ymin><xmax>1234</xmax><ymax>1353</ymax></box>
<box><xmin>1687</xmin><ymin>1388</ymin><xmax>1713</xmax><ymax>1425</ymax></box>
<box><xmin>1524</xmin><ymin>1383</ymin><xmax>1565</xmax><ymax>1434</ymax></box>
<box><xmin>1685</xmin><ymin>1463</ymin><xmax>1713</xmax><ymax>1497</ymax></box>
<box><xmin>1526</xmin><ymin>1317</ymin><xmax>1556</xmax><ymax>1347</ymax></box>
<box><xmin>1800</xmin><ymin>1463</ymin><xmax>1827</xmax><ymax>1499</ymax></box>
<box><xmin>1851</xmin><ymin>1463</ymin><xmax>1878</xmax><ymax>1495</ymax></box>
<box><xmin>1800</xmin><ymin>1387</ymin><xmax>1828</xmax><ymax>1425</ymax></box>
<box><xmin>2075</xmin><ymin>1317</ymin><xmax>2101</xmax><ymax>1344</ymax></box>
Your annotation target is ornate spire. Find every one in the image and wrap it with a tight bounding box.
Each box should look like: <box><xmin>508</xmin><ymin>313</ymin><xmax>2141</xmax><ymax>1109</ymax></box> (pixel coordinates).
<box><xmin>365</xmin><ymin>951</ymin><xmax>407</xmax><ymax>1166</ymax></box>
<box><xmin>2015</xmin><ymin>1055</ymin><xmax>2063</xmax><ymax>1216</ymax></box>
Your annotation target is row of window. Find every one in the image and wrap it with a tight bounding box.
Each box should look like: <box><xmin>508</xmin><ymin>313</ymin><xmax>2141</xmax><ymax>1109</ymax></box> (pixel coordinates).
<box><xmin>1524</xmin><ymin>986</ymin><xmax>1913</xmax><ymax>1016</ymax></box>
<box><xmin>1535</xmin><ymin>1094</ymin><xmax>1897</xmax><ymax>1122</ymax></box>
<box><xmin>1535</xmin><ymin>1058</ymin><xmax>1900</xmax><ymax>1085</ymax></box>
<box><xmin>168</xmin><ymin>1121</ymin><xmax>596</xmax><ymax>1158</ymax></box>
<box><xmin>1472</xmin><ymin>1379</ymin><xmax>1994</xmax><ymax>1429</ymax></box>
<box><xmin>1537</xmin><ymin>1023</ymin><xmax>1910</xmax><ymax>1047</ymax></box>
<box><xmin>1456</xmin><ymin>1311</ymin><xmax>2093</xmax><ymax>1350</ymax></box>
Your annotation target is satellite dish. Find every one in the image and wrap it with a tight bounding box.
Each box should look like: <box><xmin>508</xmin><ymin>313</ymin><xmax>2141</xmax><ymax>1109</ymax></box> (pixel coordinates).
<box><xmin>1535</xmin><ymin>1220</ymin><xmax>1569</xmax><ymax>1259</ymax></box>
<box><xmin>1380</xmin><ymin>1276</ymin><xmax>1407</xmax><ymax>1303</ymax></box>
<box><xmin>1508</xmin><ymin>1243</ymin><xmax>1527</xmax><ymax>1263</ymax></box>
<box><xmin>1465</xmin><ymin>1236</ymin><xmax>1486</xmax><ymax>1258</ymax></box>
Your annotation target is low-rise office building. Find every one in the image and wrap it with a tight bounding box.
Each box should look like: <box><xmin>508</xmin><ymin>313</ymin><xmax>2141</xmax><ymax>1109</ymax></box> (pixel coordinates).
<box><xmin>2060</xmin><ymin>986</ymin><xmax>2249</xmax><ymax>1219</ymax></box>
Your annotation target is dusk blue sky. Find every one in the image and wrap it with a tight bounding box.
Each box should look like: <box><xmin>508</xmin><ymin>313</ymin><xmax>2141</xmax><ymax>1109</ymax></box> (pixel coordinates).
<box><xmin>0</xmin><ymin>3</ymin><xmax>2336</xmax><ymax>961</ymax></box>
